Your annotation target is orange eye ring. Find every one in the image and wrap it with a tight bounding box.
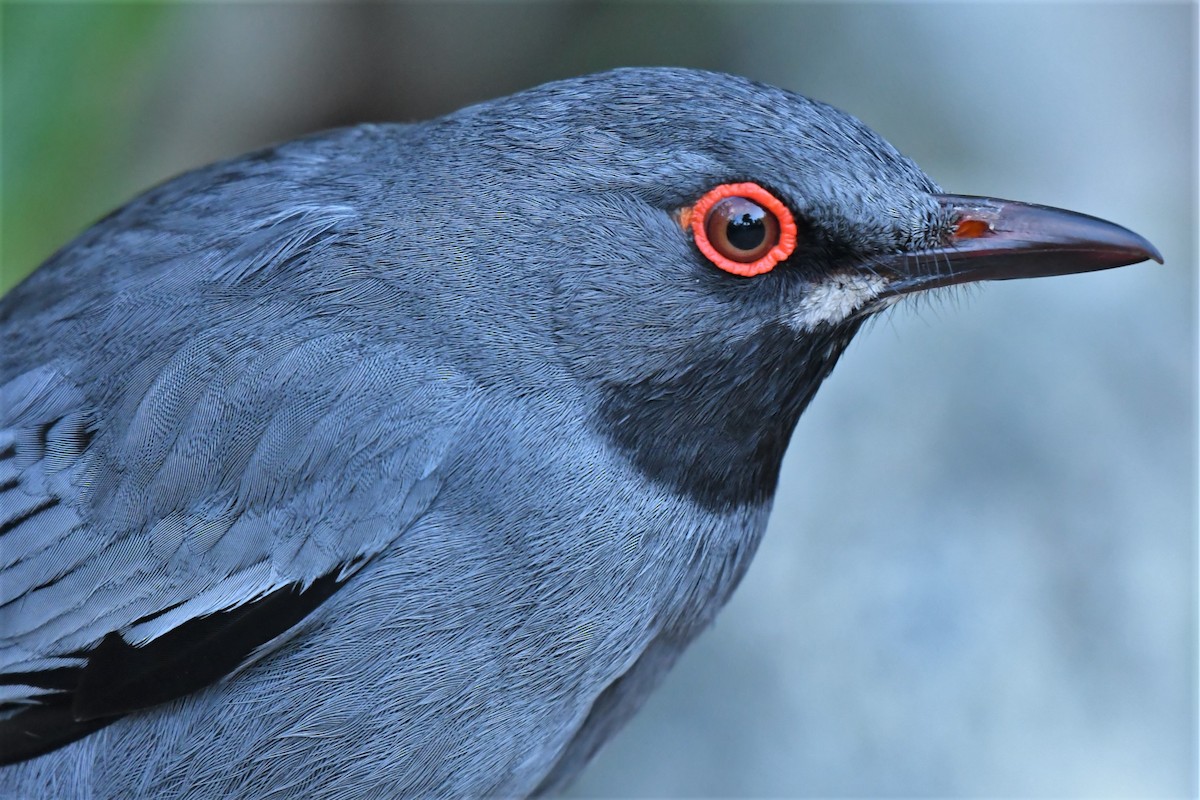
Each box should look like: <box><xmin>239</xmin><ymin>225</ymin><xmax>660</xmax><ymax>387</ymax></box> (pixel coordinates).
<box><xmin>689</xmin><ymin>182</ymin><xmax>797</xmax><ymax>277</ymax></box>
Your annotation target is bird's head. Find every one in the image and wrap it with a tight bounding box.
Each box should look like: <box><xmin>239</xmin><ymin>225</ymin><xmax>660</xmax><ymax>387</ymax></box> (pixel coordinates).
<box><xmin>397</xmin><ymin>68</ymin><xmax>1160</xmax><ymax>511</ymax></box>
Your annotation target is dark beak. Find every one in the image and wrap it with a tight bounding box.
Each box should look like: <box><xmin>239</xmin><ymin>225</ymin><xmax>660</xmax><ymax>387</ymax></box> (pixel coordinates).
<box><xmin>882</xmin><ymin>194</ymin><xmax>1163</xmax><ymax>295</ymax></box>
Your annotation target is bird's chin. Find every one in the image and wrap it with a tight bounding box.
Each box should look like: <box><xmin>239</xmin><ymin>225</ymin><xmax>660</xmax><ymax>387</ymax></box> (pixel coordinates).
<box><xmin>784</xmin><ymin>273</ymin><xmax>894</xmax><ymax>332</ymax></box>
<box><xmin>873</xmin><ymin>194</ymin><xmax>1162</xmax><ymax>297</ymax></box>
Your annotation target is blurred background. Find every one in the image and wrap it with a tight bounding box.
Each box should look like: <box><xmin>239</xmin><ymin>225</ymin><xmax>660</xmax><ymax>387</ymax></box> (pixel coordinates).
<box><xmin>2</xmin><ymin>3</ymin><xmax>1196</xmax><ymax>797</ymax></box>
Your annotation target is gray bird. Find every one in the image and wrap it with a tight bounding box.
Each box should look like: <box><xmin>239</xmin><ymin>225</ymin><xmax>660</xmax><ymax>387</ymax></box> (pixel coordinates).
<box><xmin>0</xmin><ymin>68</ymin><xmax>1160</xmax><ymax>798</ymax></box>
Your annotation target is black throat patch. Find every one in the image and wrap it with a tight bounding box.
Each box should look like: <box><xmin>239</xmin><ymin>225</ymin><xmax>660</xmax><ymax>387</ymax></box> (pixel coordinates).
<box><xmin>596</xmin><ymin>320</ymin><xmax>862</xmax><ymax>512</ymax></box>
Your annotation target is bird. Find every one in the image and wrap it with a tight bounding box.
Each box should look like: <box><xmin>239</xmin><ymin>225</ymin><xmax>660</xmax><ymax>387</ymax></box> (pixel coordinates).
<box><xmin>0</xmin><ymin>67</ymin><xmax>1161</xmax><ymax>798</ymax></box>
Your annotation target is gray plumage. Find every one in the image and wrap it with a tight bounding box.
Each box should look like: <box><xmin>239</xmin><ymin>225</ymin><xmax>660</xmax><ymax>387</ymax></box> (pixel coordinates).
<box><xmin>0</xmin><ymin>68</ymin><xmax>1155</xmax><ymax>798</ymax></box>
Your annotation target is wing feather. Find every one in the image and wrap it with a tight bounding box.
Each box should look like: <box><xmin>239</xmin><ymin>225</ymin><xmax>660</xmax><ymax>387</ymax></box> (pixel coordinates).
<box><xmin>0</xmin><ymin>186</ymin><xmax>477</xmax><ymax>762</ymax></box>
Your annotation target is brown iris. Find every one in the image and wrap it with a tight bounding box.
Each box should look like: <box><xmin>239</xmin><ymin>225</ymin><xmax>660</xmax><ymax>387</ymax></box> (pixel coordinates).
<box><xmin>704</xmin><ymin>197</ymin><xmax>780</xmax><ymax>263</ymax></box>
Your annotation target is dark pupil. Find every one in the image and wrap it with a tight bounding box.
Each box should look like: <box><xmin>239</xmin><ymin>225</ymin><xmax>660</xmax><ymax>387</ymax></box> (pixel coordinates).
<box><xmin>726</xmin><ymin>210</ymin><xmax>766</xmax><ymax>251</ymax></box>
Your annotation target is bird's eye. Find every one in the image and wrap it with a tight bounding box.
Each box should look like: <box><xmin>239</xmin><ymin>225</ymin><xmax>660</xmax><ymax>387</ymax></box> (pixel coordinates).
<box><xmin>687</xmin><ymin>182</ymin><xmax>797</xmax><ymax>277</ymax></box>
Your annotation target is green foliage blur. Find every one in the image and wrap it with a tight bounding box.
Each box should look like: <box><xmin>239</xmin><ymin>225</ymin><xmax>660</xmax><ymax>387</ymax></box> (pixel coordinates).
<box><xmin>2</xmin><ymin>3</ymin><xmax>169</xmax><ymax>294</ymax></box>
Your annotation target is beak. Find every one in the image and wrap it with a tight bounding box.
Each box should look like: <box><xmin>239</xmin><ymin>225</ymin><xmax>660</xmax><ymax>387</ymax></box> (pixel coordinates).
<box><xmin>882</xmin><ymin>194</ymin><xmax>1163</xmax><ymax>295</ymax></box>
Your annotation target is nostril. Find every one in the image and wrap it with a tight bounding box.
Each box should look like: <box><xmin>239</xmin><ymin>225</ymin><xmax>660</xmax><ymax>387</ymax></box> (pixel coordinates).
<box><xmin>954</xmin><ymin>218</ymin><xmax>992</xmax><ymax>239</ymax></box>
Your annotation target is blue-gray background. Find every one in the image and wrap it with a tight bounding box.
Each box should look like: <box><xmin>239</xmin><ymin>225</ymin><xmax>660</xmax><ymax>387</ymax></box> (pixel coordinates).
<box><xmin>2</xmin><ymin>3</ymin><xmax>1195</xmax><ymax>797</ymax></box>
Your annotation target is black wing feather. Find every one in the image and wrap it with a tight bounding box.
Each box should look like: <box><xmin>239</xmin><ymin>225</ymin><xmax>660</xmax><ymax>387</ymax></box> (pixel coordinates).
<box><xmin>0</xmin><ymin>568</ymin><xmax>348</xmax><ymax>765</ymax></box>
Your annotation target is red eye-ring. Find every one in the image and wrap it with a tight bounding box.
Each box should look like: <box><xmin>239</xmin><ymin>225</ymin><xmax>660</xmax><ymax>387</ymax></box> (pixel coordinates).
<box><xmin>687</xmin><ymin>182</ymin><xmax>797</xmax><ymax>277</ymax></box>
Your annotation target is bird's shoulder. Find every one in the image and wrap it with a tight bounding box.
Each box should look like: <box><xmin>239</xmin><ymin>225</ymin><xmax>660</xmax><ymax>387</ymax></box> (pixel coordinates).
<box><xmin>0</xmin><ymin>119</ymin><xmax>491</xmax><ymax>759</ymax></box>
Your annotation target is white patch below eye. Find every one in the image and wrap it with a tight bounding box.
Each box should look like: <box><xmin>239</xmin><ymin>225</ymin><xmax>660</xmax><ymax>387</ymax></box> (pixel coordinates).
<box><xmin>786</xmin><ymin>274</ymin><xmax>892</xmax><ymax>331</ymax></box>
